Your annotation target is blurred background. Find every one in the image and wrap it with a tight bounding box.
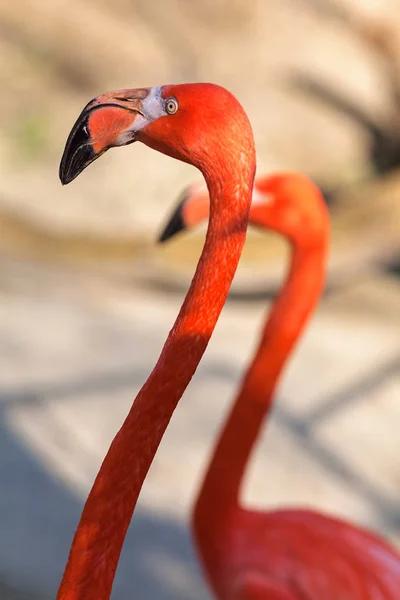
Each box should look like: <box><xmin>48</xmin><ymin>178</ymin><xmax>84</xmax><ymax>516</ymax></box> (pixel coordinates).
<box><xmin>1</xmin><ymin>0</ymin><xmax>400</xmax><ymax>598</ymax></box>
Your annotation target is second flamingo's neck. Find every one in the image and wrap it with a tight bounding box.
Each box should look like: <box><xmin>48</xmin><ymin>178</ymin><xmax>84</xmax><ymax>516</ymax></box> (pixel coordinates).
<box><xmin>56</xmin><ymin>165</ymin><xmax>254</xmax><ymax>600</ymax></box>
<box><xmin>193</xmin><ymin>234</ymin><xmax>328</xmax><ymax>539</ymax></box>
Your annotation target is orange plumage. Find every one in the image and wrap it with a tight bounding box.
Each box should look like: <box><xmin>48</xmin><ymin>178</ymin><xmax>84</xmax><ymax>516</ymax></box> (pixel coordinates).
<box><xmin>160</xmin><ymin>172</ymin><xmax>400</xmax><ymax>599</ymax></box>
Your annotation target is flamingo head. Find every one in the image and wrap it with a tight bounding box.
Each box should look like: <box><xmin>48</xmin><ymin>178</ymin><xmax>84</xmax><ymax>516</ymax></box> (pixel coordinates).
<box><xmin>251</xmin><ymin>173</ymin><xmax>329</xmax><ymax>245</ymax></box>
<box><xmin>59</xmin><ymin>83</ymin><xmax>254</xmax><ymax>185</ymax></box>
<box><xmin>158</xmin><ymin>172</ymin><xmax>329</xmax><ymax>246</ymax></box>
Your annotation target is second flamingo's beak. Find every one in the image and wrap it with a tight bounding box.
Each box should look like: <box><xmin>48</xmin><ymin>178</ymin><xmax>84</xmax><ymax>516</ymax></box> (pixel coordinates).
<box><xmin>59</xmin><ymin>87</ymin><xmax>160</xmax><ymax>185</ymax></box>
<box><xmin>158</xmin><ymin>181</ymin><xmax>211</xmax><ymax>243</ymax></box>
<box><xmin>158</xmin><ymin>189</ymin><xmax>189</xmax><ymax>243</ymax></box>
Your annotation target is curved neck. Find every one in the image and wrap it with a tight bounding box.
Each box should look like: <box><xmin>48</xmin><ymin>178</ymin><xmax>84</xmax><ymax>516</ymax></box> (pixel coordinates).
<box><xmin>193</xmin><ymin>235</ymin><xmax>328</xmax><ymax>537</ymax></box>
<box><xmin>57</xmin><ymin>171</ymin><xmax>254</xmax><ymax>600</ymax></box>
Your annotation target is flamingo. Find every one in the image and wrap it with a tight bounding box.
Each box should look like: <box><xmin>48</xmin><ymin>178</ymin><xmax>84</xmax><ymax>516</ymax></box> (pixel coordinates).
<box><xmin>57</xmin><ymin>83</ymin><xmax>256</xmax><ymax>600</ymax></box>
<box><xmin>158</xmin><ymin>173</ymin><xmax>400</xmax><ymax>599</ymax></box>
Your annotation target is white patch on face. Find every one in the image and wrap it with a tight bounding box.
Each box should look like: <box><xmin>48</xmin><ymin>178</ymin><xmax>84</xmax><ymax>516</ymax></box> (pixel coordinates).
<box><xmin>143</xmin><ymin>86</ymin><xmax>164</xmax><ymax>120</ymax></box>
<box><xmin>116</xmin><ymin>130</ymin><xmax>137</xmax><ymax>146</ymax></box>
<box><xmin>190</xmin><ymin>180</ymin><xmax>208</xmax><ymax>196</ymax></box>
<box><xmin>116</xmin><ymin>86</ymin><xmax>164</xmax><ymax>146</ymax></box>
<box><xmin>253</xmin><ymin>187</ymin><xmax>273</xmax><ymax>207</ymax></box>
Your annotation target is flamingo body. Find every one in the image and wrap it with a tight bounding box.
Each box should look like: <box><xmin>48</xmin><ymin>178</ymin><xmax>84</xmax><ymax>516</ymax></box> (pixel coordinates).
<box><xmin>198</xmin><ymin>507</ymin><xmax>400</xmax><ymax>599</ymax></box>
<box><xmin>160</xmin><ymin>173</ymin><xmax>400</xmax><ymax>599</ymax></box>
<box><xmin>58</xmin><ymin>83</ymin><xmax>256</xmax><ymax>600</ymax></box>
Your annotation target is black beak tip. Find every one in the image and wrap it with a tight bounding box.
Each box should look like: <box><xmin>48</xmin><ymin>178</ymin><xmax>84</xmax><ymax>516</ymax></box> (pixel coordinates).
<box><xmin>59</xmin><ymin>142</ymin><xmax>97</xmax><ymax>186</ymax></box>
<box><xmin>157</xmin><ymin>196</ymin><xmax>187</xmax><ymax>244</ymax></box>
<box><xmin>59</xmin><ymin>163</ymin><xmax>73</xmax><ymax>186</ymax></box>
<box><xmin>59</xmin><ymin>106</ymin><xmax>99</xmax><ymax>186</ymax></box>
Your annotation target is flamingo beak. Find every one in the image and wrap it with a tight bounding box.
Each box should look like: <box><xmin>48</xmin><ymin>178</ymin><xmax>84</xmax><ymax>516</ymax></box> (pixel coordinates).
<box><xmin>59</xmin><ymin>87</ymin><xmax>157</xmax><ymax>185</ymax></box>
<box><xmin>158</xmin><ymin>189</ymin><xmax>189</xmax><ymax>243</ymax></box>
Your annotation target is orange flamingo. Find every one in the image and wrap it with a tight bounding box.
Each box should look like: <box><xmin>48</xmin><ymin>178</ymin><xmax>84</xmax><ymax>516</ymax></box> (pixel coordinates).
<box><xmin>159</xmin><ymin>173</ymin><xmax>400</xmax><ymax>599</ymax></box>
<box><xmin>58</xmin><ymin>83</ymin><xmax>256</xmax><ymax>600</ymax></box>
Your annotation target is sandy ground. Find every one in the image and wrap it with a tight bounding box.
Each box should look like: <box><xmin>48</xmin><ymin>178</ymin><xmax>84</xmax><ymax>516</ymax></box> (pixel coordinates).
<box><xmin>0</xmin><ymin>254</ymin><xmax>399</xmax><ymax>599</ymax></box>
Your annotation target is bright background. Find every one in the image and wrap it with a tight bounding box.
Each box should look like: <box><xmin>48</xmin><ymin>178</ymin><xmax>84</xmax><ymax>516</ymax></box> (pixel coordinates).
<box><xmin>0</xmin><ymin>1</ymin><xmax>400</xmax><ymax>598</ymax></box>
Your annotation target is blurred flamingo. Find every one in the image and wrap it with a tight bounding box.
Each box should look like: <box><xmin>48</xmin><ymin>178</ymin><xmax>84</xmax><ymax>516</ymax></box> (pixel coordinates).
<box><xmin>57</xmin><ymin>83</ymin><xmax>256</xmax><ymax>600</ymax></box>
<box><xmin>159</xmin><ymin>172</ymin><xmax>400</xmax><ymax>599</ymax></box>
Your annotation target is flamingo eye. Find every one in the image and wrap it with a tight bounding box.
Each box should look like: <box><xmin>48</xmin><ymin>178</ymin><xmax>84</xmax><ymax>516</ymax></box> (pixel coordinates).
<box><xmin>165</xmin><ymin>97</ymin><xmax>179</xmax><ymax>115</ymax></box>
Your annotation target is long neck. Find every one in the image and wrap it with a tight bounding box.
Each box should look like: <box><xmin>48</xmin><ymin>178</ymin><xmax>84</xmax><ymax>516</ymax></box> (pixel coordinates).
<box><xmin>193</xmin><ymin>235</ymin><xmax>328</xmax><ymax>536</ymax></box>
<box><xmin>57</xmin><ymin>172</ymin><xmax>253</xmax><ymax>600</ymax></box>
